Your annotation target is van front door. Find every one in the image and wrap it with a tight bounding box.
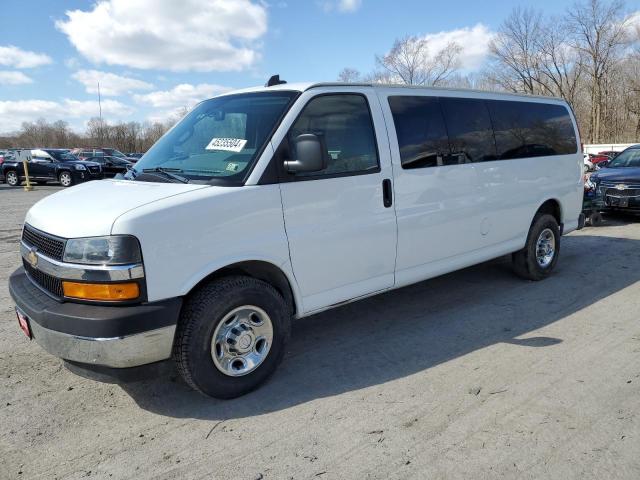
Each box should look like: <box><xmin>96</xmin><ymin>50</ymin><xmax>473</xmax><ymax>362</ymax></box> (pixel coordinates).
<box><xmin>276</xmin><ymin>91</ymin><xmax>397</xmax><ymax>313</ymax></box>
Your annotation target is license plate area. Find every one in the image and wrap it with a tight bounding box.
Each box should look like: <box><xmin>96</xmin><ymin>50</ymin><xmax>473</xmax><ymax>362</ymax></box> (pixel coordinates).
<box><xmin>607</xmin><ymin>196</ymin><xmax>629</xmax><ymax>207</ymax></box>
<box><xmin>16</xmin><ymin>308</ymin><xmax>32</xmax><ymax>339</ymax></box>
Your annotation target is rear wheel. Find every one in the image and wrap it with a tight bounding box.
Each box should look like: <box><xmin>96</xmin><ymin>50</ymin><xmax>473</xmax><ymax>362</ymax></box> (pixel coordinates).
<box><xmin>5</xmin><ymin>170</ymin><xmax>20</xmax><ymax>187</ymax></box>
<box><xmin>512</xmin><ymin>213</ymin><xmax>560</xmax><ymax>280</ymax></box>
<box><xmin>173</xmin><ymin>276</ymin><xmax>291</xmax><ymax>399</ymax></box>
<box><xmin>58</xmin><ymin>171</ymin><xmax>73</xmax><ymax>187</ymax></box>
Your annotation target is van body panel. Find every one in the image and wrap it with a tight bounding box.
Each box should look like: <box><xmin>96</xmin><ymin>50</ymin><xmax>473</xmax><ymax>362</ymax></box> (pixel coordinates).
<box><xmin>25</xmin><ymin>179</ymin><xmax>207</xmax><ymax>238</ymax></box>
<box><xmin>272</xmin><ymin>87</ymin><xmax>398</xmax><ymax>312</ymax></box>
<box><xmin>375</xmin><ymin>86</ymin><xmax>582</xmax><ymax>282</ymax></box>
<box><xmin>111</xmin><ymin>184</ymin><xmax>301</xmax><ymax>307</ymax></box>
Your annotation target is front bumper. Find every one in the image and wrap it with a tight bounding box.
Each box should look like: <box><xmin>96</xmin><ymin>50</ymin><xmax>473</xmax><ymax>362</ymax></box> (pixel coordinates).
<box><xmin>9</xmin><ymin>268</ymin><xmax>182</xmax><ymax>368</ymax></box>
<box><xmin>73</xmin><ymin>170</ymin><xmax>103</xmax><ymax>182</ymax></box>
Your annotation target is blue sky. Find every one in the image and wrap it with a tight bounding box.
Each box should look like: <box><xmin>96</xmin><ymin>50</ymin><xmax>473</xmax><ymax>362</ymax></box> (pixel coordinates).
<box><xmin>1</xmin><ymin>0</ymin><xmax>639</xmax><ymax>134</ymax></box>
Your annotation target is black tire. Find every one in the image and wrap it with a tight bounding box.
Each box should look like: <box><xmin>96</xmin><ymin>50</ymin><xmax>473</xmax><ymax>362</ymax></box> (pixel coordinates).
<box><xmin>58</xmin><ymin>171</ymin><xmax>73</xmax><ymax>187</ymax></box>
<box><xmin>5</xmin><ymin>170</ymin><xmax>20</xmax><ymax>187</ymax></box>
<box><xmin>173</xmin><ymin>276</ymin><xmax>291</xmax><ymax>399</ymax></box>
<box><xmin>512</xmin><ymin>213</ymin><xmax>560</xmax><ymax>281</ymax></box>
<box><xmin>589</xmin><ymin>212</ymin><xmax>603</xmax><ymax>226</ymax></box>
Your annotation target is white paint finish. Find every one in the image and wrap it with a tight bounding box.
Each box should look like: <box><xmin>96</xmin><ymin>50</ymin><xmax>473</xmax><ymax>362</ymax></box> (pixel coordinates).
<box><xmin>25</xmin><ymin>179</ymin><xmax>207</xmax><ymax>238</ymax></box>
<box><xmin>21</xmin><ymin>84</ymin><xmax>583</xmax><ymax>319</ymax></box>
<box><xmin>375</xmin><ymin>86</ymin><xmax>583</xmax><ymax>284</ymax></box>
<box><xmin>276</xmin><ymin>88</ymin><xmax>398</xmax><ymax>312</ymax></box>
<box><xmin>111</xmin><ymin>184</ymin><xmax>300</xmax><ymax>307</ymax></box>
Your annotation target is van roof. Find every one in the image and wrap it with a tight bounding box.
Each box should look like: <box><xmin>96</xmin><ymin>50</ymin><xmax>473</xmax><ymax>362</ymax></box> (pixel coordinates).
<box><xmin>220</xmin><ymin>82</ymin><xmax>566</xmax><ymax>103</ymax></box>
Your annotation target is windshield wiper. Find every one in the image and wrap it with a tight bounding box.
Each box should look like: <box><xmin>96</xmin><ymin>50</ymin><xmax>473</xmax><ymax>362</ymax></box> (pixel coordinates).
<box><xmin>142</xmin><ymin>167</ymin><xmax>190</xmax><ymax>183</ymax></box>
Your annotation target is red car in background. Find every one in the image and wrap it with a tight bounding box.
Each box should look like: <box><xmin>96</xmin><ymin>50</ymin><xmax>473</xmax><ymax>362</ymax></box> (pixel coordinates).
<box><xmin>588</xmin><ymin>153</ymin><xmax>610</xmax><ymax>165</ymax></box>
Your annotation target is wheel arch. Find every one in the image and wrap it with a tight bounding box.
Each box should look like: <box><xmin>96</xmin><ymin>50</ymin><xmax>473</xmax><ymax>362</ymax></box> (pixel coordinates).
<box><xmin>186</xmin><ymin>260</ymin><xmax>300</xmax><ymax>316</ymax></box>
<box><xmin>534</xmin><ymin>198</ymin><xmax>562</xmax><ymax>226</ymax></box>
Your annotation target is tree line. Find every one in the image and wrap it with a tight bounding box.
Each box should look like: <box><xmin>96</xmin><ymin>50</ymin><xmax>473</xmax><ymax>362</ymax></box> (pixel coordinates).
<box><xmin>0</xmin><ymin>116</ymin><xmax>178</xmax><ymax>153</ymax></box>
<box><xmin>1</xmin><ymin>0</ymin><xmax>636</xmax><ymax>151</ymax></box>
<box><xmin>339</xmin><ymin>0</ymin><xmax>639</xmax><ymax>144</ymax></box>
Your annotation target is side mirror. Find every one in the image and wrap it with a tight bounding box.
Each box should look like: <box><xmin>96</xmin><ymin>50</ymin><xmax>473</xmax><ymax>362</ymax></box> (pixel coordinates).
<box><xmin>284</xmin><ymin>134</ymin><xmax>328</xmax><ymax>173</ymax></box>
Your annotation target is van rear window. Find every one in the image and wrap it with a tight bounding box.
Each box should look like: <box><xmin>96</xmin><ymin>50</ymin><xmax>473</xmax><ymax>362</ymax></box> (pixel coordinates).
<box><xmin>487</xmin><ymin>100</ymin><xmax>577</xmax><ymax>159</ymax></box>
<box><xmin>389</xmin><ymin>95</ymin><xmax>577</xmax><ymax>169</ymax></box>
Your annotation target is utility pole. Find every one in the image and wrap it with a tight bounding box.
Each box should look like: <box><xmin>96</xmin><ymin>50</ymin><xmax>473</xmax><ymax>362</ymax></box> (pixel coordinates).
<box><xmin>98</xmin><ymin>81</ymin><xmax>102</xmax><ymax>121</ymax></box>
<box><xmin>98</xmin><ymin>81</ymin><xmax>103</xmax><ymax>144</ymax></box>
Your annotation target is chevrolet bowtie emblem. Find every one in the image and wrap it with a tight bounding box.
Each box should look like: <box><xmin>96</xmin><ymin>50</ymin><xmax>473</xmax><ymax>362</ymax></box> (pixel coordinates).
<box><xmin>615</xmin><ymin>184</ymin><xmax>627</xmax><ymax>191</ymax></box>
<box><xmin>27</xmin><ymin>247</ymin><xmax>38</xmax><ymax>268</ymax></box>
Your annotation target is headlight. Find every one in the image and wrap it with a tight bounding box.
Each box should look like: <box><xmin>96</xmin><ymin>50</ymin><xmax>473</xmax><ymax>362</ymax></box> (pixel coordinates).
<box><xmin>74</xmin><ymin>164</ymin><xmax>86</xmax><ymax>171</ymax></box>
<box><xmin>63</xmin><ymin>235</ymin><xmax>142</xmax><ymax>265</ymax></box>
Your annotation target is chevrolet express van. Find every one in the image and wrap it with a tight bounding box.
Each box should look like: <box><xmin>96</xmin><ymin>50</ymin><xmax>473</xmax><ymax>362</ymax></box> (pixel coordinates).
<box><xmin>9</xmin><ymin>80</ymin><xmax>584</xmax><ymax>399</ymax></box>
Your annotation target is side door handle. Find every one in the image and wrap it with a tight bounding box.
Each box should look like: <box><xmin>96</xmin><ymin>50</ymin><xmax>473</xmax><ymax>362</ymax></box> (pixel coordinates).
<box><xmin>382</xmin><ymin>178</ymin><xmax>393</xmax><ymax>208</ymax></box>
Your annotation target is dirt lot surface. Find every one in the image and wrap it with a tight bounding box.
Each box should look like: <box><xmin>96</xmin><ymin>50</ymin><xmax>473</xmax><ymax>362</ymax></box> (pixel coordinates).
<box><xmin>1</xmin><ymin>184</ymin><xmax>639</xmax><ymax>480</ymax></box>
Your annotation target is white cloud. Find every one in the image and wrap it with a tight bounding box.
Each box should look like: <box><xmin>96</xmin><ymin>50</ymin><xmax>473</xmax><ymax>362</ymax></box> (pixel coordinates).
<box><xmin>56</xmin><ymin>0</ymin><xmax>267</xmax><ymax>72</ymax></box>
<box><xmin>73</xmin><ymin>69</ymin><xmax>153</xmax><ymax>96</ymax></box>
<box><xmin>422</xmin><ymin>23</ymin><xmax>494</xmax><ymax>72</ymax></box>
<box><xmin>0</xmin><ymin>45</ymin><xmax>53</xmax><ymax>69</ymax></box>
<box><xmin>0</xmin><ymin>71</ymin><xmax>33</xmax><ymax>85</ymax></box>
<box><xmin>134</xmin><ymin>83</ymin><xmax>230</xmax><ymax>108</ymax></box>
<box><xmin>0</xmin><ymin>99</ymin><xmax>134</xmax><ymax>134</ymax></box>
<box><xmin>320</xmin><ymin>0</ymin><xmax>362</xmax><ymax>13</ymax></box>
<box><xmin>338</xmin><ymin>0</ymin><xmax>361</xmax><ymax>12</ymax></box>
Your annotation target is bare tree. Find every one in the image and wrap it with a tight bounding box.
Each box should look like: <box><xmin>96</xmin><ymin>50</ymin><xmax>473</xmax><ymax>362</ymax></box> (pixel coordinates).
<box><xmin>337</xmin><ymin>68</ymin><xmax>362</xmax><ymax>82</ymax></box>
<box><xmin>487</xmin><ymin>7</ymin><xmax>544</xmax><ymax>94</ymax></box>
<box><xmin>567</xmin><ymin>0</ymin><xmax>630</xmax><ymax>142</ymax></box>
<box><xmin>374</xmin><ymin>35</ymin><xmax>462</xmax><ymax>86</ymax></box>
<box><xmin>537</xmin><ymin>19</ymin><xmax>584</xmax><ymax>105</ymax></box>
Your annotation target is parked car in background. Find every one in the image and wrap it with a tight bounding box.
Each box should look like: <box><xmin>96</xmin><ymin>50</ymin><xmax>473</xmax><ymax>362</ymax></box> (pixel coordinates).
<box><xmin>1</xmin><ymin>149</ymin><xmax>102</xmax><ymax>187</ymax></box>
<box><xmin>71</xmin><ymin>147</ymin><xmax>139</xmax><ymax>163</ymax></box>
<box><xmin>590</xmin><ymin>144</ymin><xmax>640</xmax><ymax>212</ymax></box>
<box><xmin>583</xmin><ymin>153</ymin><xmax>594</xmax><ymax>172</ymax></box>
<box><xmin>588</xmin><ymin>153</ymin><xmax>610</xmax><ymax>165</ymax></box>
<box><xmin>127</xmin><ymin>152</ymin><xmax>144</xmax><ymax>160</ymax></box>
<box><xmin>85</xmin><ymin>155</ymin><xmax>133</xmax><ymax>178</ymax></box>
<box><xmin>598</xmin><ymin>150</ymin><xmax>620</xmax><ymax>159</ymax></box>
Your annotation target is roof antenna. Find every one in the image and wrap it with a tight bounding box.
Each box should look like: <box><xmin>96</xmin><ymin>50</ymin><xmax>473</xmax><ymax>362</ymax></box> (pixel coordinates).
<box><xmin>265</xmin><ymin>74</ymin><xmax>287</xmax><ymax>87</ymax></box>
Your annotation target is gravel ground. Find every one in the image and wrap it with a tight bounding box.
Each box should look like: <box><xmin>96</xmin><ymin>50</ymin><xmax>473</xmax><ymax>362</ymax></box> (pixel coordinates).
<box><xmin>1</xmin><ymin>184</ymin><xmax>639</xmax><ymax>480</ymax></box>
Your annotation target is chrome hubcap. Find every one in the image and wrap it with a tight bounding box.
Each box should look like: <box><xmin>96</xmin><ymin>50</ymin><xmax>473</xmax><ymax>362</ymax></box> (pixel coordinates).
<box><xmin>7</xmin><ymin>172</ymin><xmax>17</xmax><ymax>185</ymax></box>
<box><xmin>211</xmin><ymin>305</ymin><xmax>273</xmax><ymax>377</ymax></box>
<box><xmin>535</xmin><ymin>228</ymin><xmax>556</xmax><ymax>268</ymax></box>
<box><xmin>60</xmin><ymin>174</ymin><xmax>71</xmax><ymax>186</ymax></box>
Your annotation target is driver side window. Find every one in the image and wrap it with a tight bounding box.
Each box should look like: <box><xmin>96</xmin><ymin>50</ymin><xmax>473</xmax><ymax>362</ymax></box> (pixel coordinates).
<box><xmin>288</xmin><ymin>94</ymin><xmax>379</xmax><ymax>177</ymax></box>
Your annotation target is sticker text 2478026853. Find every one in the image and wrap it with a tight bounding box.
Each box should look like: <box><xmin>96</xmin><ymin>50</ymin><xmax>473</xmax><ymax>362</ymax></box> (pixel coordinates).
<box><xmin>205</xmin><ymin>138</ymin><xmax>247</xmax><ymax>153</ymax></box>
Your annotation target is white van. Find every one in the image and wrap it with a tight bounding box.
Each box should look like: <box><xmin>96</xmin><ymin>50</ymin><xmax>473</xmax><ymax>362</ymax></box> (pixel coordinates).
<box><xmin>10</xmin><ymin>80</ymin><xmax>583</xmax><ymax>398</ymax></box>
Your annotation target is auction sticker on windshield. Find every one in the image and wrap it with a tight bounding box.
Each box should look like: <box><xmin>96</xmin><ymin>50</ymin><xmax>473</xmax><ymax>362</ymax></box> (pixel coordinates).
<box><xmin>205</xmin><ymin>138</ymin><xmax>247</xmax><ymax>152</ymax></box>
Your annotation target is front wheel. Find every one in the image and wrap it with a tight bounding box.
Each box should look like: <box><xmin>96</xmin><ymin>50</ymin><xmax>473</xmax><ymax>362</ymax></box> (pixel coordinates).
<box><xmin>512</xmin><ymin>213</ymin><xmax>560</xmax><ymax>281</ymax></box>
<box><xmin>173</xmin><ymin>276</ymin><xmax>291</xmax><ymax>399</ymax></box>
<box><xmin>58</xmin><ymin>171</ymin><xmax>73</xmax><ymax>187</ymax></box>
<box><xmin>5</xmin><ymin>170</ymin><xmax>20</xmax><ymax>187</ymax></box>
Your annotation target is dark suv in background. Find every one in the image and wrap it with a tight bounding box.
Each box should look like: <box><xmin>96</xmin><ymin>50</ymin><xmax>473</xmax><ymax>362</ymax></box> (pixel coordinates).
<box><xmin>71</xmin><ymin>147</ymin><xmax>139</xmax><ymax>163</ymax></box>
<box><xmin>83</xmin><ymin>155</ymin><xmax>133</xmax><ymax>177</ymax></box>
<box><xmin>591</xmin><ymin>144</ymin><xmax>640</xmax><ymax>212</ymax></box>
<box><xmin>1</xmin><ymin>149</ymin><xmax>102</xmax><ymax>187</ymax></box>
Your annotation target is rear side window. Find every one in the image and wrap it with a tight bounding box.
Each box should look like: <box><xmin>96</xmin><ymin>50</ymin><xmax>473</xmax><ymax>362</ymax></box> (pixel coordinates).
<box><xmin>388</xmin><ymin>96</ymin><xmax>449</xmax><ymax>169</ymax></box>
<box><xmin>288</xmin><ymin>94</ymin><xmax>379</xmax><ymax>176</ymax></box>
<box><xmin>439</xmin><ymin>97</ymin><xmax>497</xmax><ymax>163</ymax></box>
<box><xmin>487</xmin><ymin>100</ymin><xmax>577</xmax><ymax>159</ymax></box>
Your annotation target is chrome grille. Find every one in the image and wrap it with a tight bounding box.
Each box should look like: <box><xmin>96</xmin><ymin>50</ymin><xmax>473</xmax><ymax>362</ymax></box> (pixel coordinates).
<box><xmin>22</xmin><ymin>224</ymin><xmax>66</xmax><ymax>261</ymax></box>
<box><xmin>89</xmin><ymin>166</ymin><xmax>101</xmax><ymax>174</ymax></box>
<box><xmin>23</xmin><ymin>258</ymin><xmax>64</xmax><ymax>298</ymax></box>
<box><xmin>604</xmin><ymin>187</ymin><xmax>640</xmax><ymax>198</ymax></box>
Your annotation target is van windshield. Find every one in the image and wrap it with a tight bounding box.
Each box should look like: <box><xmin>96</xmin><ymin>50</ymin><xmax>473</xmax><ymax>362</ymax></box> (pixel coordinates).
<box><xmin>128</xmin><ymin>91</ymin><xmax>298</xmax><ymax>184</ymax></box>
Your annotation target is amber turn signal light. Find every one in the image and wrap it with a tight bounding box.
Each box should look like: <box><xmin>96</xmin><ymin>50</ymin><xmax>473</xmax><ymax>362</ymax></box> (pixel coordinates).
<box><xmin>62</xmin><ymin>281</ymin><xmax>140</xmax><ymax>301</ymax></box>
